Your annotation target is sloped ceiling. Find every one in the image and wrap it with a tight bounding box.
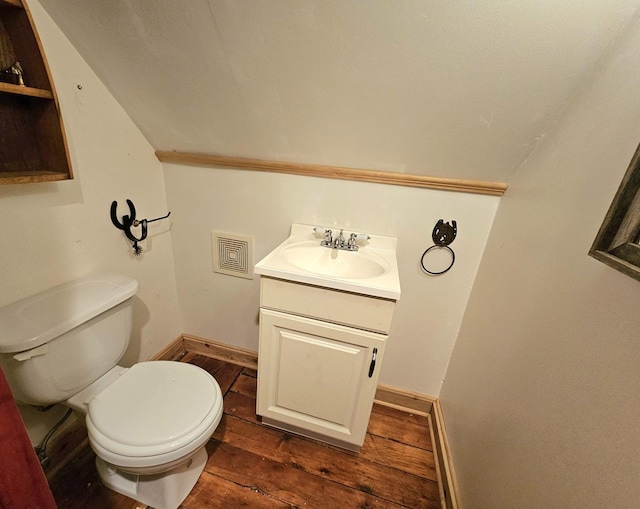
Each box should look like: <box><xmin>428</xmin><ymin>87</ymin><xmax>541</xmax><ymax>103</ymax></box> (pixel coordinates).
<box><xmin>38</xmin><ymin>0</ymin><xmax>639</xmax><ymax>183</ymax></box>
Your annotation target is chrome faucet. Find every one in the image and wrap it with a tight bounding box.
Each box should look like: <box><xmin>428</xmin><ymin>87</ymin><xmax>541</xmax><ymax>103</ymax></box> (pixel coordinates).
<box><xmin>313</xmin><ymin>227</ymin><xmax>368</xmax><ymax>251</ymax></box>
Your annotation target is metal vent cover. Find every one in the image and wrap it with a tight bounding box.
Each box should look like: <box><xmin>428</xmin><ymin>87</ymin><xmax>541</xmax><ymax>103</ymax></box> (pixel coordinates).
<box><xmin>211</xmin><ymin>231</ymin><xmax>254</xmax><ymax>279</ymax></box>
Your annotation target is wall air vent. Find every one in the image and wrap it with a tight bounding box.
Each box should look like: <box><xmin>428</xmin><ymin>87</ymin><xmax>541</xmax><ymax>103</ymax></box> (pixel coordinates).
<box><xmin>211</xmin><ymin>231</ymin><xmax>254</xmax><ymax>279</ymax></box>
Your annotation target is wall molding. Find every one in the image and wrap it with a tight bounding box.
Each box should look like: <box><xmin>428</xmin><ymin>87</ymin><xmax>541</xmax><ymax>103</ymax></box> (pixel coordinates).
<box><xmin>155</xmin><ymin>151</ymin><xmax>508</xmax><ymax>197</ymax></box>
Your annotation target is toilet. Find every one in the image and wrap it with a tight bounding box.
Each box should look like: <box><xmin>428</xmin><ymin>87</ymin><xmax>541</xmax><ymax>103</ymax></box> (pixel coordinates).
<box><xmin>0</xmin><ymin>274</ymin><xmax>223</xmax><ymax>509</ymax></box>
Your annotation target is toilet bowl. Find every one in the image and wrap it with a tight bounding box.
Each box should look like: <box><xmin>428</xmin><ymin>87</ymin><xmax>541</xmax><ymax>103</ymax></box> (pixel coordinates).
<box><xmin>0</xmin><ymin>274</ymin><xmax>223</xmax><ymax>509</ymax></box>
<box><xmin>84</xmin><ymin>361</ymin><xmax>223</xmax><ymax>472</ymax></box>
<box><xmin>76</xmin><ymin>361</ymin><xmax>223</xmax><ymax>508</ymax></box>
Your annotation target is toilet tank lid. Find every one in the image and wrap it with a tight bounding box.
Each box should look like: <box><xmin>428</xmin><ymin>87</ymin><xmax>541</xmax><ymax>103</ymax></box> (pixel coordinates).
<box><xmin>0</xmin><ymin>274</ymin><xmax>139</xmax><ymax>354</ymax></box>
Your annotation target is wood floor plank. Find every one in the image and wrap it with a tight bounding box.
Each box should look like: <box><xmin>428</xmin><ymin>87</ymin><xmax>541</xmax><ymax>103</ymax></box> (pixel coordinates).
<box><xmin>186</xmin><ymin>355</ymin><xmax>243</xmax><ymax>394</ymax></box>
<box><xmin>211</xmin><ymin>362</ymin><xmax>245</xmax><ymax>395</ymax></box>
<box><xmin>223</xmin><ymin>389</ymin><xmax>260</xmax><ymax>426</ymax></box>
<box><xmin>367</xmin><ymin>407</ymin><xmax>433</xmax><ymax>451</ymax></box>
<box><xmin>372</xmin><ymin>402</ymin><xmax>430</xmax><ymax>425</ymax></box>
<box><xmin>223</xmin><ymin>383</ymin><xmax>438</xmax><ymax>482</ymax></box>
<box><xmin>214</xmin><ymin>414</ymin><xmax>441</xmax><ymax>508</ymax></box>
<box><xmin>361</xmin><ymin>432</ymin><xmax>437</xmax><ymax>481</ymax></box>
<box><xmin>241</xmin><ymin>367</ymin><xmax>257</xmax><ymax>377</ymax></box>
<box><xmin>229</xmin><ymin>372</ymin><xmax>258</xmax><ymax>398</ymax></box>
<box><xmin>182</xmin><ymin>470</ymin><xmax>293</xmax><ymax>508</ymax></box>
<box><xmin>204</xmin><ymin>440</ymin><xmax>406</xmax><ymax>508</ymax></box>
<box><xmin>182</xmin><ymin>353</ymin><xmax>225</xmax><ymax>373</ymax></box>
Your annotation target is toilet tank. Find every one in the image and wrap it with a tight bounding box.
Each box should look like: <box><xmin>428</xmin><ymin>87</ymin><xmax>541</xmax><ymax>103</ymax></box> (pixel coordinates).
<box><xmin>0</xmin><ymin>274</ymin><xmax>139</xmax><ymax>406</ymax></box>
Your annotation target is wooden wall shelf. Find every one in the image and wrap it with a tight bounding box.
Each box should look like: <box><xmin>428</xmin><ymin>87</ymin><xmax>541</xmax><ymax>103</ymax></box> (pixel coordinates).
<box><xmin>0</xmin><ymin>81</ymin><xmax>52</xmax><ymax>98</ymax></box>
<box><xmin>0</xmin><ymin>0</ymin><xmax>72</xmax><ymax>184</ymax></box>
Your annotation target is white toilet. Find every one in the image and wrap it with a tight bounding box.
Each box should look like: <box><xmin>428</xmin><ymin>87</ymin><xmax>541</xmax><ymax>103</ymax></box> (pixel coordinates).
<box><xmin>0</xmin><ymin>274</ymin><xmax>223</xmax><ymax>509</ymax></box>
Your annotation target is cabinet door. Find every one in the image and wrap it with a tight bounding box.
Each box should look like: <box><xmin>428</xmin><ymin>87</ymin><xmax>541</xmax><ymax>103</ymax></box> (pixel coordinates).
<box><xmin>257</xmin><ymin>309</ymin><xmax>386</xmax><ymax>447</ymax></box>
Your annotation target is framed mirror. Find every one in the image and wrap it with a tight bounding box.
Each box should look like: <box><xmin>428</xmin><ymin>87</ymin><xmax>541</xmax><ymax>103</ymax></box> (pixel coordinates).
<box><xmin>590</xmin><ymin>143</ymin><xmax>640</xmax><ymax>281</ymax></box>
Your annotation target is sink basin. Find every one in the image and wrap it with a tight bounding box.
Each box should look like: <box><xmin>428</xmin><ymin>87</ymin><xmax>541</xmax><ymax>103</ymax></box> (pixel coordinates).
<box><xmin>255</xmin><ymin>224</ymin><xmax>401</xmax><ymax>300</ymax></box>
<box><xmin>281</xmin><ymin>241</ymin><xmax>389</xmax><ymax>279</ymax></box>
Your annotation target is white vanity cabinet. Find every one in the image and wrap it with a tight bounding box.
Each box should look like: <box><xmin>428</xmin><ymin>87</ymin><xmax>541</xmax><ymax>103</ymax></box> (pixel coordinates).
<box><xmin>256</xmin><ymin>276</ymin><xmax>396</xmax><ymax>450</ymax></box>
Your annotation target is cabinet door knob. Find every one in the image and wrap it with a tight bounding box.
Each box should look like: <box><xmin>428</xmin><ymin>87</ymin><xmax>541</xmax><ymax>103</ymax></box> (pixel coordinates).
<box><xmin>368</xmin><ymin>348</ymin><xmax>378</xmax><ymax>378</ymax></box>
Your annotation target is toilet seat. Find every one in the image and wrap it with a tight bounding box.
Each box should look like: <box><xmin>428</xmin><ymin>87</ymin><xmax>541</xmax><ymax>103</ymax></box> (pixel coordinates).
<box><xmin>86</xmin><ymin>361</ymin><xmax>223</xmax><ymax>470</ymax></box>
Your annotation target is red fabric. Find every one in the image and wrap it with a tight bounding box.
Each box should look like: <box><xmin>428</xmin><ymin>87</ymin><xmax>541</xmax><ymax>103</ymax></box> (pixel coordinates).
<box><xmin>0</xmin><ymin>367</ymin><xmax>57</xmax><ymax>509</ymax></box>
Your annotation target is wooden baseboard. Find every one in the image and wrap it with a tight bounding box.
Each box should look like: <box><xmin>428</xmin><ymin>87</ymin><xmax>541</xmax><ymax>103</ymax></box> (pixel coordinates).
<box><xmin>150</xmin><ymin>334</ymin><xmax>187</xmax><ymax>361</ymax></box>
<box><xmin>181</xmin><ymin>334</ymin><xmax>259</xmax><ymax>370</ymax></box>
<box><xmin>430</xmin><ymin>399</ymin><xmax>460</xmax><ymax>509</ymax></box>
<box><xmin>375</xmin><ymin>383</ymin><xmax>435</xmax><ymax>415</ymax></box>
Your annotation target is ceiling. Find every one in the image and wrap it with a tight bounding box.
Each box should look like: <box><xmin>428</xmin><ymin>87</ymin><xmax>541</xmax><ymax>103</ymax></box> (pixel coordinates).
<box><xmin>38</xmin><ymin>0</ymin><xmax>640</xmax><ymax>183</ymax></box>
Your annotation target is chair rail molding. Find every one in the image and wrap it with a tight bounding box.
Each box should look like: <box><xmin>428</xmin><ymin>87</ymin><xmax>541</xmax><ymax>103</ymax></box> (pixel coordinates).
<box><xmin>156</xmin><ymin>151</ymin><xmax>508</xmax><ymax>197</ymax></box>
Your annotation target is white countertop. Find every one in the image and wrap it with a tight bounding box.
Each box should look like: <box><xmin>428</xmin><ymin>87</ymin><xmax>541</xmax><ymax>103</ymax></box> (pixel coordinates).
<box><xmin>255</xmin><ymin>224</ymin><xmax>401</xmax><ymax>300</ymax></box>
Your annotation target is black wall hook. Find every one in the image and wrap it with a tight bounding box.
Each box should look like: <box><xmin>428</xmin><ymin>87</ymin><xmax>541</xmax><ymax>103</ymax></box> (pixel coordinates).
<box><xmin>110</xmin><ymin>199</ymin><xmax>171</xmax><ymax>256</ymax></box>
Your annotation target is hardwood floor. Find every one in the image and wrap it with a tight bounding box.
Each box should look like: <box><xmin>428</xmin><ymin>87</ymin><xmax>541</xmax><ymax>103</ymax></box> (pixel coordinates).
<box><xmin>49</xmin><ymin>354</ymin><xmax>441</xmax><ymax>508</ymax></box>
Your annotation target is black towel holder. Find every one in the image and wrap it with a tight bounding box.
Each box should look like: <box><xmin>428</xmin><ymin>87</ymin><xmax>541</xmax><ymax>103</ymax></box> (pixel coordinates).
<box><xmin>420</xmin><ymin>220</ymin><xmax>457</xmax><ymax>275</ymax></box>
<box><xmin>110</xmin><ymin>199</ymin><xmax>171</xmax><ymax>256</ymax></box>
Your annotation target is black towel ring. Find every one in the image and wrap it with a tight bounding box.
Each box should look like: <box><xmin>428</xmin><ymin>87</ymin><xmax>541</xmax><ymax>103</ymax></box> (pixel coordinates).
<box><xmin>420</xmin><ymin>220</ymin><xmax>457</xmax><ymax>276</ymax></box>
<box><xmin>421</xmin><ymin>245</ymin><xmax>456</xmax><ymax>275</ymax></box>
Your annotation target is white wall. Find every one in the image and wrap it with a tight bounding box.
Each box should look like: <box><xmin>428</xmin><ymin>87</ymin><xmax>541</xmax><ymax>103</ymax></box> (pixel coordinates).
<box><xmin>1</xmin><ymin>1</ymin><xmax>182</xmax><ymax>442</ymax></box>
<box><xmin>440</xmin><ymin>9</ymin><xmax>640</xmax><ymax>509</ymax></box>
<box><xmin>163</xmin><ymin>165</ymin><xmax>498</xmax><ymax>395</ymax></box>
<box><xmin>37</xmin><ymin>0</ymin><xmax>640</xmax><ymax>184</ymax></box>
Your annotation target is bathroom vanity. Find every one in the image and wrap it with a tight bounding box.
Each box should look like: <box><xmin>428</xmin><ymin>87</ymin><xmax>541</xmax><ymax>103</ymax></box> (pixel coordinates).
<box><xmin>254</xmin><ymin>224</ymin><xmax>400</xmax><ymax>450</ymax></box>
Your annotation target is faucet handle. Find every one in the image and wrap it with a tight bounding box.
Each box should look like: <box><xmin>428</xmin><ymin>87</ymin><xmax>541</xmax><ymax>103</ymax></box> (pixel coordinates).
<box><xmin>314</xmin><ymin>227</ymin><xmax>333</xmax><ymax>246</ymax></box>
<box><xmin>347</xmin><ymin>232</ymin><xmax>369</xmax><ymax>250</ymax></box>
